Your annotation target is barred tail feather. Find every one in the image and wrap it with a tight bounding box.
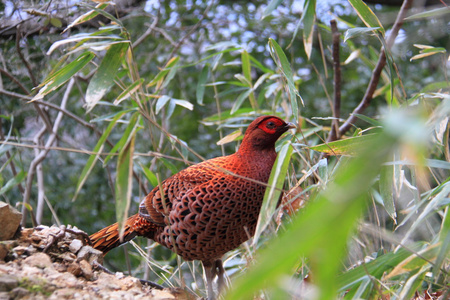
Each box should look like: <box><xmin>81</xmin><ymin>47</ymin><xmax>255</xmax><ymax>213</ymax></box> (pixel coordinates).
<box><xmin>90</xmin><ymin>214</ymin><xmax>138</xmax><ymax>254</ymax></box>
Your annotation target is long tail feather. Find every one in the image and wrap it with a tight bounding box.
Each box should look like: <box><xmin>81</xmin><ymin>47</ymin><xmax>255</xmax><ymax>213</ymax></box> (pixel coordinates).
<box><xmin>90</xmin><ymin>214</ymin><xmax>139</xmax><ymax>254</ymax></box>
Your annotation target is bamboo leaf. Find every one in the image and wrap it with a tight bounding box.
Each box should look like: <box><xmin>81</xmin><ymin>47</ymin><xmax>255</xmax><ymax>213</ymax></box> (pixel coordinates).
<box><xmin>216</xmin><ymin>129</ymin><xmax>242</xmax><ymax>145</ymax></box>
<box><xmin>116</xmin><ymin>133</ymin><xmax>135</xmax><ymax>238</ymax></box>
<box><xmin>253</xmin><ymin>141</ymin><xmax>293</xmax><ymax>246</ymax></box>
<box><xmin>147</xmin><ymin>57</ymin><xmax>180</xmax><ymax>88</ymax></box>
<box><xmin>113</xmin><ymin>78</ymin><xmax>144</xmax><ymax>105</ymax></box>
<box><xmin>302</xmin><ymin>0</ymin><xmax>316</xmax><ymax>59</ymax></box>
<box><xmin>344</xmin><ymin>27</ymin><xmax>381</xmax><ymax>42</ymax></box>
<box><xmin>32</xmin><ymin>52</ymin><xmax>94</xmax><ymax>101</ymax></box>
<box><xmin>196</xmin><ymin>64</ymin><xmax>210</xmax><ymax>105</ymax></box>
<box><xmin>64</xmin><ymin>3</ymin><xmax>109</xmax><ymax>33</ymax></box>
<box><xmin>405</xmin><ymin>7</ymin><xmax>450</xmax><ymax>20</ymax></box>
<box><xmin>86</xmin><ymin>41</ymin><xmax>129</xmax><ymax>112</ymax></box>
<box><xmin>379</xmin><ymin>165</ymin><xmax>397</xmax><ymax>221</ymax></box>
<box><xmin>156</xmin><ymin>95</ymin><xmax>171</xmax><ymax>114</ymax></box>
<box><xmin>262</xmin><ymin>0</ymin><xmax>283</xmax><ymax>19</ymax></box>
<box><xmin>347</xmin><ymin>0</ymin><xmax>385</xmax><ymax>35</ymax></box>
<box><xmin>72</xmin><ymin>111</ymin><xmax>129</xmax><ymax>202</ymax></box>
<box><xmin>268</xmin><ymin>38</ymin><xmax>302</xmax><ymax>118</ymax></box>
<box><xmin>309</xmin><ymin>134</ymin><xmax>379</xmax><ymax>155</ymax></box>
<box><xmin>230</xmin><ymin>89</ymin><xmax>252</xmax><ymax>115</ymax></box>
<box><xmin>0</xmin><ymin>171</ymin><xmax>26</xmax><ymax>196</ymax></box>
<box><xmin>138</xmin><ymin>162</ymin><xmax>159</xmax><ymax>188</ymax></box>
<box><xmin>103</xmin><ymin>113</ymin><xmax>141</xmax><ymax>166</ymax></box>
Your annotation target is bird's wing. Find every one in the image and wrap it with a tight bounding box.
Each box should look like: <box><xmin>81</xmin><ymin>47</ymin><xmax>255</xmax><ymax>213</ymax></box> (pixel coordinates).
<box><xmin>138</xmin><ymin>156</ymin><xmax>231</xmax><ymax>226</ymax></box>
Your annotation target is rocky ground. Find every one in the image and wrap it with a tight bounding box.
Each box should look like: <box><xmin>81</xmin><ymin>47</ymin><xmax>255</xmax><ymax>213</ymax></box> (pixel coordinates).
<box><xmin>0</xmin><ymin>223</ymin><xmax>195</xmax><ymax>300</ymax></box>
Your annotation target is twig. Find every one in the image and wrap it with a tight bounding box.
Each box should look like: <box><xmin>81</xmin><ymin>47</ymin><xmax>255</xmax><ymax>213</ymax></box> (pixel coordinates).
<box><xmin>328</xmin><ymin>19</ymin><xmax>341</xmax><ymax>142</ymax></box>
<box><xmin>132</xmin><ymin>14</ymin><xmax>159</xmax><ymax>48</ymax></box>
<box><xmin>21</xmin><ymin>79</ymin><xmax>75</xmax><ymax>226</ymax></box>
<box><xmin>0</xmin><ymin>67</ymin><xmax>30</xmax><ymax>94</ymax></box>
<box><xmin>15</xmin><ymin>26</ymin><xmax>37</xmax><ymax>87</ymax></box>
<box><xmin>338</xmin><ymin>0</ymin><xmax>413</xmax><ymax>136</ymax></box>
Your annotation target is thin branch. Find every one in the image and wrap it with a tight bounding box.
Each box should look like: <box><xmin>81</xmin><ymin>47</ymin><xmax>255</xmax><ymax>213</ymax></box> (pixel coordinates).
<box><xmin>132</xmin><ymin>14</ymin><xmax>159</xmax><ymax>48</ymax></box>
<box><xmin>0</xmin><ymin>89</ymin><xmax>94</xmax><ymax>130</ymax></box>
<box><xmin>15</xmin><ymin>26</ymin><xmax>37</xmax><ymax>87</ymax></box>
<box><xmin>21</xmin><ymin>79</ymin><xmax>75</xmax><ymax>226</ymax></box>
<box><xmin>328</xmin><ymin>19</ymin><xmax>342</xmax><ymax>142</ymax></box>
<box><xmin>0</xmin><ymin>67</ymin><xmax>30</xmax><ymax>94</ymax></box>
<box><xmin>338</xmin><ymin>0</ymin><xmax>413</xmax><ymax>136</ymax></box>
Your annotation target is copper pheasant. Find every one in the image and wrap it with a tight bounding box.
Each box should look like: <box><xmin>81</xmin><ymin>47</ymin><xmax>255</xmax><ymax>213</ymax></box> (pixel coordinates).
<box><xmin>90</xmin><ymin>115</ymin><xmax>295</xmax><ymax>299</ymax></box>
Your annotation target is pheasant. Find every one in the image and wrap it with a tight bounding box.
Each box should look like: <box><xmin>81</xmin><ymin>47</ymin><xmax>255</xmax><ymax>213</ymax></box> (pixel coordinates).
<box><xmin>90</xmin><ymin>115</ymin><xmax>295</xmax><ymax>299</ymax></box>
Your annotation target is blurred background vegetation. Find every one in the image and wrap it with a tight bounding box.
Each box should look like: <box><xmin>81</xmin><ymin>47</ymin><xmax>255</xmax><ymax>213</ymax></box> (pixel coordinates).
<box><xmin>0</xmin><ymin>0</ymin><xmax>449</xmax><ymax>298</ymax></box>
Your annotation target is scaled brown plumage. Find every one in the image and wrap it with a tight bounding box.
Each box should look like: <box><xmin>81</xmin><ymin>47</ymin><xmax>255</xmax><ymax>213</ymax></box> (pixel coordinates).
<box><xmin>90</xmin><ymin>115</ymin><xmax>295</xmax><ymax>299</ymax></box>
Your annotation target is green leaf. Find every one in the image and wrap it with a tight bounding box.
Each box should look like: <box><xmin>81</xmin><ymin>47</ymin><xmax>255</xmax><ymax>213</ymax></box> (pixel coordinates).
<box><xmin>147</xmin><ymin>57</ymin><xmax>180</xmax><ymax>88</ymax></box>
<box><xmin>113</xmin><ymin>78</ymin><xmax>144</xmax><ymax>105</ymax></box>
<box><xmin>116</xmin><ymin>133</ymin><xmax>135</xmax><ymax>238</ymax></box>
<box><xmin>337</xmin><ymin>245</ymin><xmax>423</xmax><ymax>292</ymax></box>
<box><xmin>159</xmin><ymin>157</ymin><xmax>179</xmax><ymax>175</ymax></box>
<box><xmin>405</xmin><ymin>7</ymin><xmax>450</xmax><ymax>20</ymax></box>
<box><xmin>230</xmin><ymin>89</ymin><xmax>252</xmax><ymax>115</ymax></box>
<box><xmin>64</xmin><ymin>3</ymin><xmax>109</xmax><ymax>33</ymax></box>
<box><xmin>241</xmin><ymin>50</ymin><xmax>257</xmax><ymax>109</ymax></box>
<box><xmin>49</xmin><ymin>17</ymin><xmax>62</xmax><ymax>28</ymax></box>
<box><xmin>138</xmin><ymin>162</ymin><xmax>159</xmax><ymax>188</ymax></box>
<box><xmin>32</xmin><ymin>52</ymin><xmax>94</xmax><ymax>101</ymax></box>
<box><xmin>353</xmin><ymin>113</ymin><xmax>382</xmax><ymax>127</ymax></box>
<box><xmin>262</xmin><ymin>0</ymin><xmax>283</xmax><ymax>19</ymax></box>
<box><xmin>72</xmin><ymin>110</ymin><xmax>129</xmax><ymax>202</ymax></box>
<box><xmin>86</xmin><ymin>41</ymin><xmax>129</xmax><ymax>112</ymax></box>
<box><xmin>253</xmin><ymin>141</ymin><xmax>293</xmax><ymax>245</ymax></box>
<box><xmin>103</xmin><ymin>112</ymin><xmax>141</xmax><ymax>166</ymax></box>
<box><xmin>302</xmin><ymin>0</ymin><xmax>316</xmax><ymax>59</ymax></box>
<box><xmin>156</xmin><ymin>95</ymin><xmax>171</xmax><ymax>114</ymax></box>
<box><xmin>309</xmin><ymin>134</ymin><xmax>379</xmax><ymax>155</ymax></box>
<box><xmin>344</xmin><ymin>27</ymin><xmax>381</xmax><ymax>42</ymax></box>
<box><xmin>379</xmin><ymin>165</ymin><xmax>396</xmax><ymax>221</ymax></box>
<box><xmin>347</xmin><ymin>0</ymin><xmax>385</xmax><ymax>35</ymax></box>
<box><xmin>268</xmin><ymin>38</ymin><xmax>302</xmax><ymax>118</ymax></box>
<box><xmin>196</xmin><ymin>64</ymin><xmax>210</xmax><ymax>105</ymax></box>
<box><xmin>0</xmin><ymin>170</ymin><xmax>26</xmax><ymax>196</ymax></box>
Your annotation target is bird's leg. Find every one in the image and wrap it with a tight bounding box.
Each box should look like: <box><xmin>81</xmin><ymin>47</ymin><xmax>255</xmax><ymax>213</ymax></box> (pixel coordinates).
<box><xmin>203</xmin><ymin>261</ymin><xmax>216</xmax><ymax>300</ymax></box>
<box><xmin>214</xmin><ymin>259</ymin><xmax>225</xmax><ymax>293</ymax></box>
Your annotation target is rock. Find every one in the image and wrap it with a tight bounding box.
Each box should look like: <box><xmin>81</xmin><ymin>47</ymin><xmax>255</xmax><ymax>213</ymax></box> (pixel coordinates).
<box><xmin>96</xmin><ymin>272</ymin><xmax>121</xmax><ymax>291</ymax></box>
<box><xmin>69</xmin><ymin>239</ymin><xmax>83</xmax><ymax>253</ymax></box>
<box><xmin>0</xmin><ymin>244</ymin><xmax>8</xmax><ymax>261</ymax></box>
<box><xmin>0</xmin><ymin>202</ymin><xmax>22</xmax><ymax>241</ymax></box>
<box><xmin>0</xmin><ymin>292</ymin><xmax>9</xmax><ymax>300</ymax></box>
<box><xmin>23</xmin><ymin>253</ymin><xmax>53</xmax><ymax>269</ymax></box>
<box><xmin>59</xmin><ymin>252</ymin><xmax>77</xmax><ymax>263</ymax></box>
<box><xmin>76</xmin><ymin>246</ymin><xmax>103</xmax><ymax>265</ymax></box>
<box><xmin>0</xmin><ymin>274</ymin><xmax>18</xmax><ymax>292</ymax></box>
<box><xmin>9</xmin><ymin>287</ymin><xmax>29</xmax><ymax>299</ymax></box>
<box><xmin>79</xmin><ymin>260</ymin><xmax>93</xmax><ymax>280</ymax></box>
<box><xmin>67</xmin><ymin>262</ymin><xmax>82</xmax><ymax>277</ymax></box>
<box><xmin>12</xmin><ymin>245</ymin><xmax>28</xmax><ymax>256</ymax></box>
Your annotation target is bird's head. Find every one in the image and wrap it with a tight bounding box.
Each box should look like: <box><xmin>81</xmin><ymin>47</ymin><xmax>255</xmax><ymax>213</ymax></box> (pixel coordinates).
<box><xmin>240</xmin><ymin>116</ymin><xmax>296</xmax><ymax>151</ymax></box>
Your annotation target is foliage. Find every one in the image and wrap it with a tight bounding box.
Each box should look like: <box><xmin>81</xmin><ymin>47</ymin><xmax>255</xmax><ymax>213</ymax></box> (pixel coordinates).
<box><xmin>1</xmin><ymin>0</ymin><xmax>449</xmax><ymax>299</ymax></box>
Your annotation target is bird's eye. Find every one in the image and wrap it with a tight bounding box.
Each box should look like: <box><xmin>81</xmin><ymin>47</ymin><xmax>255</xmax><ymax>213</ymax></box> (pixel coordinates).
<box><xmin>266</xmin><ymin>121</ymin><xmax>276</xmax><ymax>129</ymax></box>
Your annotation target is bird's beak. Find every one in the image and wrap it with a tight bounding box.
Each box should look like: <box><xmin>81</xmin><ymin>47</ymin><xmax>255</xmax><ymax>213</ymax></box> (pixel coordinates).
<box><xmin>286</xmin><ymin>122</ymin><xmax>296</xmax><ymax>130</ymax></box>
